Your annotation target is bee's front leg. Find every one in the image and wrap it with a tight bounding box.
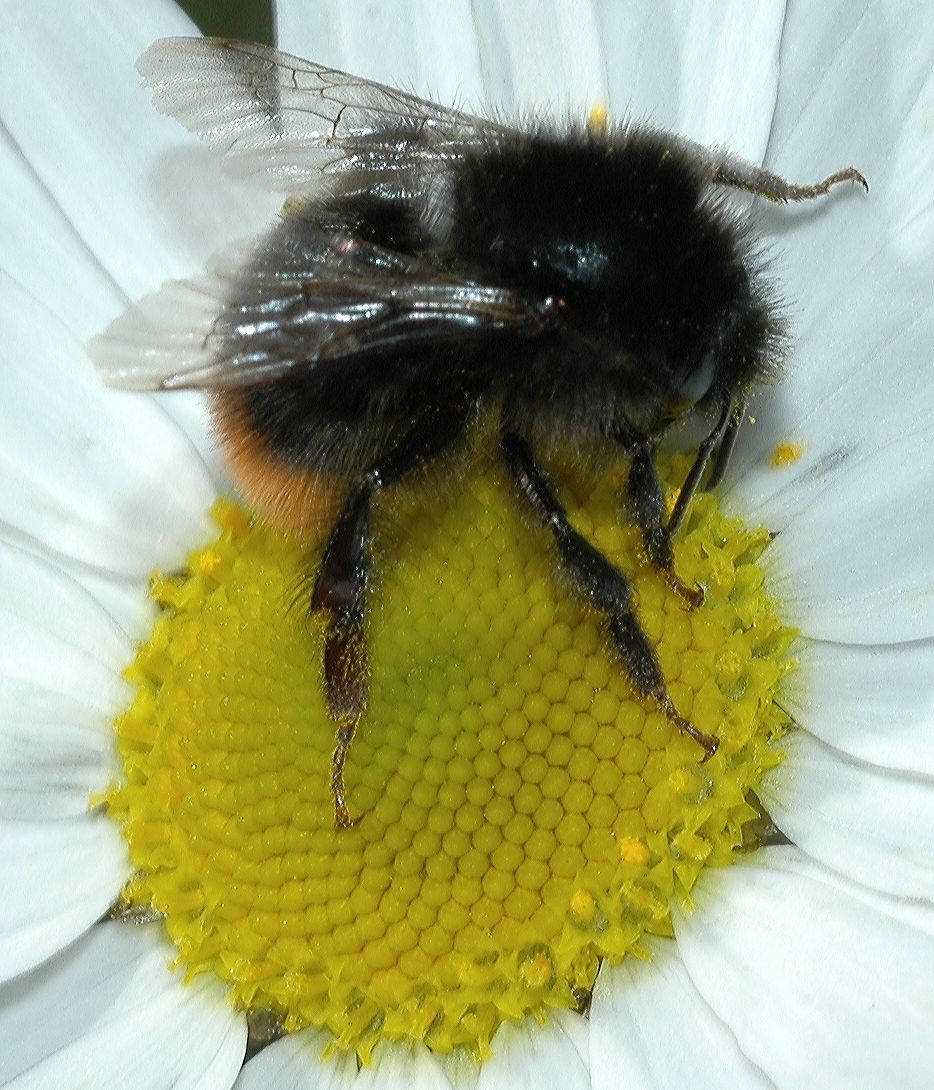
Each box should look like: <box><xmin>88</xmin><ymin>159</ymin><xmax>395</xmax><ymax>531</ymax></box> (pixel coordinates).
<box><xmin>501</xmin><ymin>425</ymin><xmax>718</xmax><ymax>761</ymax></box>
<box><xmin>619</xmin><ymin>393</ymin><xmax>742</xmax><ymax>609</ymax></box>
<box><xmin>625</xmin><ymin>442</ymin><xmax>705</xmax><ymax>609</ymax></box>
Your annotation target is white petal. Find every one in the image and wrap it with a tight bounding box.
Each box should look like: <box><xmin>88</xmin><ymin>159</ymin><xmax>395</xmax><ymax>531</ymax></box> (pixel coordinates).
<box><xmin>276</xmin><ymin>0</ymin><xmax>607</xmax><ymax>120</ymax></box>
<box><xmin>596</xmin><ymin>0</ymin><xmax>785</xmax><ymax>158</ymax></box>
<box><xmin>782</xmin><ymin>638</ymin><xmax>934</xmax><ymax>775</ymax></box>
<box><xmin>0</xmin><ymin>4</ymin><xmax>273</xmax><ymax>492</ymax></box>
<box><xmin>278</xmin><ymin>0</ymin><xmax>785</xmax><ymax>148</ymax></box>
<box><xmin>0</xmin><ymin>127</ymin><xmax>124</xmax><ymax>342</ymax></box>
<box><xmin>0</xmin><ymin>817</ymin><xmax>127</xmax><ymax>984</ymax></box>
<box><xmin>590</xmin><ymin>940</ymin><xmax>773</xmax><ymax>1090</ymax></box>
<box><xmin>0</xmin><ymin>921</ymin><xmax>246</xmax><ymax>1090</ymax></box>
<box><xmin>356</xmin><ymin>1043</ymin><xmax>454</xmax><ymax>1090</ymax></box>
<box><xmin>0</xmin><ymin>706</ymin><xmax>120</xmax><ymax>823</ymax></box>
<box><xmin>550</xmin><ymin>1007</ymin><xmax>589</xmax><ymax>1071</ymax></box>
<box><xmin>275</xmin><ymin>0</ymin><xmax>487</xmax><ymax>113</ymax></box>
<box><xmin>475</xmin><ymin>1015</ymin><xmax>590</xmax><ymax>1090</ymax></box>
<box><xmin>467</xmin><ymin>0</ymin><xmax>608</xmax><ymax>119</ymax></box>
<box><xmin>0</xmin><ymin>153</ymin><xmax>225</xmax><ymax>500</ymax></box>
<box><xmin>0</xmin><ymin>541</ymin><xmax>134</xmax><ymax>979</ymax></box>
<box><xmin>0</xmin><ymin>274</ymin><xmax>215</xmax><ymax>577</ymax></box>
<box><xmin>60</xmin><ymin>568</ymin><xmax>158</xmax><ymax>643</ymax></box>
<box><xmin>766</xmin><ymin>0</ymin><xmax>934</xmax><ymax>285</ymax></box>
<box><xmin>236</xmin><ymin>1032</ymin><xmax>459</xmax><ymax>1090</ymax></box>
<box><xmin>760</xmin><ymin>427</ymin><xmax>934</xmax><ymax>643</ymax></box>
<box><xmin>234</xmin><ymin>1028</ymin><xmax>356</xmax><ymax>1090</ymax></box>
<box><xmin>676</xmin><ymin>846</ymin><xmax>934</xmax><ymax>1090</ymax></box>
<box><xmin>721</xmin><ymin>252</ymin><xmax>934</xmax><ymax>533</ymax></box>
<box><xmin>0</xmin><ymin>672</ymin><xmax>123</xmax><ymax>820</ymax></box>
<box><xmin>153</xmin><ymin>389</ymin><xmax>235</xmax><ymax>499</ymax></box>
<box><xmin>0</xmin><ymin>538</ymin><xmax>132</xmax><ymax>673</ymax></box>
<box><xmin>0</xmin><ymin>97</ymin><xmax>234</xmax><ymax>489</ymax></box>
<box><xmin>0</xmin><ymin>0</ymin><xmax>279</xmax><ymax>302</ymax></box>
<box><xmin>759</xmin><ymin>731</ymin><xmax>934</xmax><ymax>902</ymax></box>
<box><xmin>723</xmin><ymin>4</ymin><xmax>934</xmax><ymax>529</ymax></box>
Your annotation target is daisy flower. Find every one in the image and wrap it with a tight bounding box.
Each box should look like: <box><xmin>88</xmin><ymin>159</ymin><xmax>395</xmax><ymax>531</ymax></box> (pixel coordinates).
<box><xmin>2</xmin><ymin>1</ymin><xmax>933</xmax><ymax>1088</ymax></box>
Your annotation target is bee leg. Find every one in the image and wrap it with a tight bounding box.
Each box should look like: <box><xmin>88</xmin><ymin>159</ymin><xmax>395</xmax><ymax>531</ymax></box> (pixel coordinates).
<box><xmin>501</xmin><ymin>428</ymin><xmax>719</xmax><ymax>760</ymax></box>
<box><xmin>666</xmin><ymin>394</ymin><xmax>736</xmax><ymax>536</ymax></box>
<box><xmin>311</xmin><ymin>401</ymin><xmax>472</xmax><ymax>827</ymax></box>
<box><xmin>312</xmin><ymin>487</ymin><xmax>370</xmax><ymax>829</ymax></box>
<box><xmin>626</xmin><ymin>443</ymin><xmax>705</xmax><ymax>609</ymax></box>
<box><xmin>711</xmin><ymin>158</ymin><xmax>868</xmax><ymax>203</ymax></box>
<box><xmin>704</xmin><ymin>408</ymin><xmax>743</xmax><ymax>490</ymax></box>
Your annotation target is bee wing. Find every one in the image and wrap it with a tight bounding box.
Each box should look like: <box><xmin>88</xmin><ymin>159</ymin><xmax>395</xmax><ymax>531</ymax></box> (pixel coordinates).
<box><xmin>89</xmin><ymin>223</ymin><xmax>551</xmax><ymax>391</ymax></box>
<box><xmin>138</xmin><ymin>36</ymin><xmax>512</xmax><ymax>193</ymax></box>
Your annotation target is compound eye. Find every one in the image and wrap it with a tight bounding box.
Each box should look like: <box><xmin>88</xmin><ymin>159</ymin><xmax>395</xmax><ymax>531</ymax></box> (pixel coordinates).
<box><xmin>679</xmin><ymin>352</ymin><xmax>717</xmax><ymax>407</ymax></box>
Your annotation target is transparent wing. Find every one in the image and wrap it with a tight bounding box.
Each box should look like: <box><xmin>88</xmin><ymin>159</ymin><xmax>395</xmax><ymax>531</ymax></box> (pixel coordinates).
<box><xmin>89</xmin><ymin>222</ymin><xmax>553</xmax><ymax>391</ymax></box>
<box><xmin>138</xmin><ymin>36</ymin><xmax>513</xmax><ymax>192</ymax></box>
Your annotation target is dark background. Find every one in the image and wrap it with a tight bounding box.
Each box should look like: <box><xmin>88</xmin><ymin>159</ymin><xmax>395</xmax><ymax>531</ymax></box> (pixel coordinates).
<box><xmin>179</xmin><ymin>0</ymin><xmax>274</xmax><ymax>44</ymax></box>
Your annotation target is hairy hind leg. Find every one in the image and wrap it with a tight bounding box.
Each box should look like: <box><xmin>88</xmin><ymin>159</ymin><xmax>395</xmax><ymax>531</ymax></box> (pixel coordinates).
<box><xmin>311</xmin><ymin>400</ymin><xmax>472</xmax><ymax>827</ymax></box>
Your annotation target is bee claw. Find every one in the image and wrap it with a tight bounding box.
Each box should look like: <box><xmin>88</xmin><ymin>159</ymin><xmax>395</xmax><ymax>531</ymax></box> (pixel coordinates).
<box><xmin>696</xmin><ymin>732</ymin><xmax>719</xmax><ymax>761</ymax></box>
<box><xmin>330</xmin><ymin>709</ymin><xmax>365</xmax><ymax>831</ymax></box>
<box><xmin>670</xmin><ymin>576</ymin><xmax>705</xmax><ymax>610</ymax></box>
<box><xmin>333</xmin><ymin>802</ymin><xmax>361</xmax><ymax>830</ymax></box>
<box><xmin>653</xmin><ymin>688</ymin><xmax>720</xmax><ymax>759</ymax></box>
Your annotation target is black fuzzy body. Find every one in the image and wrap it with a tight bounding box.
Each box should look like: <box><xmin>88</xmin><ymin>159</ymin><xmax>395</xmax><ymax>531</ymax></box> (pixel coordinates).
<box><xmin>241</xmin><ymin>126</ymin><xmax>781</xmax><ymax>474</ymax></box>
<box><xmin>95</xmin><ymin>36</ymin><xmax>865</xmax><ymax>826</ymax></box>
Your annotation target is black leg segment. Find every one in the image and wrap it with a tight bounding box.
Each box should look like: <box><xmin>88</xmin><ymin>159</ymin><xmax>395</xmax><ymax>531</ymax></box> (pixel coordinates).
<box><xmin>625</xmin><ymin>441</ymin><xmax>704</xmax><ymax>608</ymax></box>
<box><xmin>501</xmin><ymin>427</ymin><xmax>719</xmax><ymax>760</ymax></box>
<box><xmin>705</xmin><ymin>397</ymin><xmax>744</xmax><ymax>490</ymax></box>
<box><xmin>666</xmin><ymin>395</ymin><xmax>734</xmax><ymax>535</ymax></box>
<box><xmin>312</xmin><ymin>400</ymin><xmax>473</xmax><ymax>826</ymax></box>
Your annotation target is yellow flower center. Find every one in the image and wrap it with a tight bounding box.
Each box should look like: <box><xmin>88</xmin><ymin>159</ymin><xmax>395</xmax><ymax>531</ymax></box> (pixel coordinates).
<box><xmin>104</xmin><ymin>450</ymin><xmax>795</xmax><ymax>1063</ymax></box>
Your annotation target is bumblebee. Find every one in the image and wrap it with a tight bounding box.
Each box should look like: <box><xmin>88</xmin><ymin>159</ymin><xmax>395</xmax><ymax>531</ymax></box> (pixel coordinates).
<box><xmin>91</xmin><ymin>37</ymin><xmax>866</xmax><ymax>827</ymax></box>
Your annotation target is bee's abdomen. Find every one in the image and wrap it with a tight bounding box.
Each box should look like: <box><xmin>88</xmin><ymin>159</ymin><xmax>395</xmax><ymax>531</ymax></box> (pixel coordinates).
<box><xmin>211</xmin><ymin>389</ymin><xmax>350</xmax><ymax>536</ymax></box>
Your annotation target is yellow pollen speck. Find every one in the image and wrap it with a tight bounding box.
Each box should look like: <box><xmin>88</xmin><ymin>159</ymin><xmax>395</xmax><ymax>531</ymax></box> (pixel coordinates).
<box><xmin>587</xmin><ymin>104</ymin><xmax>610</xmax><ymax>137</ymax></box>
<box><xmin>104</xmin><ymin>444</ymin><xmax>795</xmax><ymax>1065</ymax></box>
<box><xmin>770</xmin><ymin>441</ymin><xmax>806</xmax><ymax>468</ymax></box>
